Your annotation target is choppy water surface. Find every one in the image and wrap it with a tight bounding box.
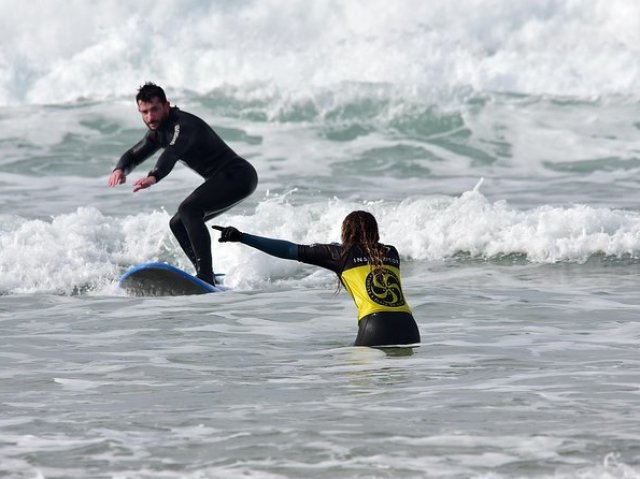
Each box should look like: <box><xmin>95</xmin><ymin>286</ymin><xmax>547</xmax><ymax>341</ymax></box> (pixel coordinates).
<box><xmin>2</xmin><ymin>262</ymin><xmax>639</xmax><ymax>478</ymax></box>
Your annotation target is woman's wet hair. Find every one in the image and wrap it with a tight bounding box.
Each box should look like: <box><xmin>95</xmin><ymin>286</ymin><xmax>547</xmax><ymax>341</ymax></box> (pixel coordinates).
<box><xmin>341</xmin><ymin>210</ymin><xmax>386</xmax><ymax>274</ymax></box>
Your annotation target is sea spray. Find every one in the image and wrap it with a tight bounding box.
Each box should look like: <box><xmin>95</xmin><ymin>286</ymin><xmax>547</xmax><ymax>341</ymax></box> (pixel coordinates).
<box><xmin>2</xmin><ymin>0</ymin><xmax>639</xmax><ymax>106</ymax></box>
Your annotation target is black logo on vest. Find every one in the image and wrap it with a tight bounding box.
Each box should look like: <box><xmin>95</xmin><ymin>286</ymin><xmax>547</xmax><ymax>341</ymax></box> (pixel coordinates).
<box><xmin>365</xmin><ymin>268</ymin><xmax>405</xmax><ymax>307</ymax></box>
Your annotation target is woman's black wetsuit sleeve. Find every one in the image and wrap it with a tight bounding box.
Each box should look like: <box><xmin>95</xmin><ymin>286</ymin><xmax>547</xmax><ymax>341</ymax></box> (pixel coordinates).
<box><xmin>240</xmin><ymin>234</ymin><xmax>343</xmax><ymax>272</ymax></box>
<box><xmin>241</xmin><ymin>233</ymin><xmax>300</xmax><ymax>260</ymax></box>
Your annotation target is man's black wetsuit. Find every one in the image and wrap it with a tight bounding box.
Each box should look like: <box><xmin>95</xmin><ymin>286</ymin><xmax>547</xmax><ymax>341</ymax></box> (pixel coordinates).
<box><xmin>116</xmin><ymin>107</ymin><xmax>258</xmax><ymax>283</ymax></box>
<box><xmin>235</xmin><ymin>233</ymin><xmax>421</xmax><ymax>347</ymax></box>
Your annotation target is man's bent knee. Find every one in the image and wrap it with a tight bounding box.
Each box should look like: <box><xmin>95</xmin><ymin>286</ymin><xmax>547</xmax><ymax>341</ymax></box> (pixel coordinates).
<box><xmin>169</xmin><ymin>213</ymin><xmax>183</xmax><ymax>233</ymax></box>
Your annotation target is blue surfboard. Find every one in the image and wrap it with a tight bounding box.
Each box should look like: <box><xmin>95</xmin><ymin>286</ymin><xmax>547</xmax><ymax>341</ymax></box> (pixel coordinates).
<box><xmin>119</xmin><ymin>262</ymin><xmax>225</xmax><ymax>296</ymax></box>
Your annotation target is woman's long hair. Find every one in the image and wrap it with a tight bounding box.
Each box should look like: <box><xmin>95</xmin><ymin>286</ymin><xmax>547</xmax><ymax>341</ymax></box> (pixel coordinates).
<box><xmin>340</xmin><ymin>210</ymin><xmax>387</xmax><ymax>278</ymax></box>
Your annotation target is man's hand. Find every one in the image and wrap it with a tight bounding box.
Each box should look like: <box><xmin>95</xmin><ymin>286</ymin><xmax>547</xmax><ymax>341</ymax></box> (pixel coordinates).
<box><xmin>108</xmin><ymin>169</ymin><xmax>126</xmax><ymax>187</ymax></box>
<box><xmin>132</xmin><ymin>176</ymin><xmax>157</xmax><ymax>192</ymax></box>
<box><xmin>212</xmin><ymin>225</ymin><xmax>244</xmax><ymax>242</ymax></box>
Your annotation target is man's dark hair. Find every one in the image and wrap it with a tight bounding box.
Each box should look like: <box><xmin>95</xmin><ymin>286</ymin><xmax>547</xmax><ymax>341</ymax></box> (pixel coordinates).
<box><xmin>136</xmin><ymin>82</ymin><xmax>167</xmax><ymax>104</ymax></box>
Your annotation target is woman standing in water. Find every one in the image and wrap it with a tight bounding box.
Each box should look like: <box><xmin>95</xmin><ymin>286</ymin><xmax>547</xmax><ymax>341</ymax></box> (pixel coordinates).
<box><xmin>213</xmin><ymin>211</ymin><xmax>420</xmax><ymax>347</ymax></box>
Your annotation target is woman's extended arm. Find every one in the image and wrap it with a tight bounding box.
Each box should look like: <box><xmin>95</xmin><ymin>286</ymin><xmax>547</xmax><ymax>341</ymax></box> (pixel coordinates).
<box><xmin>212</xmin><ymin>226</ymin><xmax>299</xmax><ymax>260</ymax></box>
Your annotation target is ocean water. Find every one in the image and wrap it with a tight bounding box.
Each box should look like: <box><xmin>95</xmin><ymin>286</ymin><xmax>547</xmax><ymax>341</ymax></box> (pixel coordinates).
<box><xmin>1</xmin><ymin>1</ymin><xmax>640</xmax><ymax>477</ymax></box>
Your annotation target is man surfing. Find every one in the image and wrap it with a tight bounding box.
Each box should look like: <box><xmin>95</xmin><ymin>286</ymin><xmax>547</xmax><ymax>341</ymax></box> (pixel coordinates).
<box><xmin>108</xmin><ymin>82</ymin><xmax>258</xmax><ymax>285</ymax></box>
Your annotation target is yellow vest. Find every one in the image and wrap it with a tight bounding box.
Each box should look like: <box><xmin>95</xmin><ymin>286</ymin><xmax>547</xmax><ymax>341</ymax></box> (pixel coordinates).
<box><xmin>341</xmin><ymin>264</ymin><xmax>412</xmax><ymax>321</ymax></box>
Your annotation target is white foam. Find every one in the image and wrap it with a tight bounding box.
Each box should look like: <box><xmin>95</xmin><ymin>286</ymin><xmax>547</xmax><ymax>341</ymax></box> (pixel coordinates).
<box><xmin>0</xmin><ymin>207</ymin><xmax>178</xmax><ymax>294</ymax></box>
<box><xmin>53</xmin><ymin>377</ymin><xmax>101</xmax><ymax>391</ymax></box>
<box><xmin>385</xmin><ymin>185</ymin><xmax>640</xmax><ymax>263</ymax></box>
<box><xmin>2</xmin><ymin>0</ymin><xmax>639</xmax><ymax>106</ymax></box>
<box><xmin>2</xmin><ymin>185</ymin><xmax>639</xmax><ymax>294</ymax></box>
<box><xmin>208</xmin><ymin>186</ymin><xmax>640</xmax><ymax>288</ymax></box>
